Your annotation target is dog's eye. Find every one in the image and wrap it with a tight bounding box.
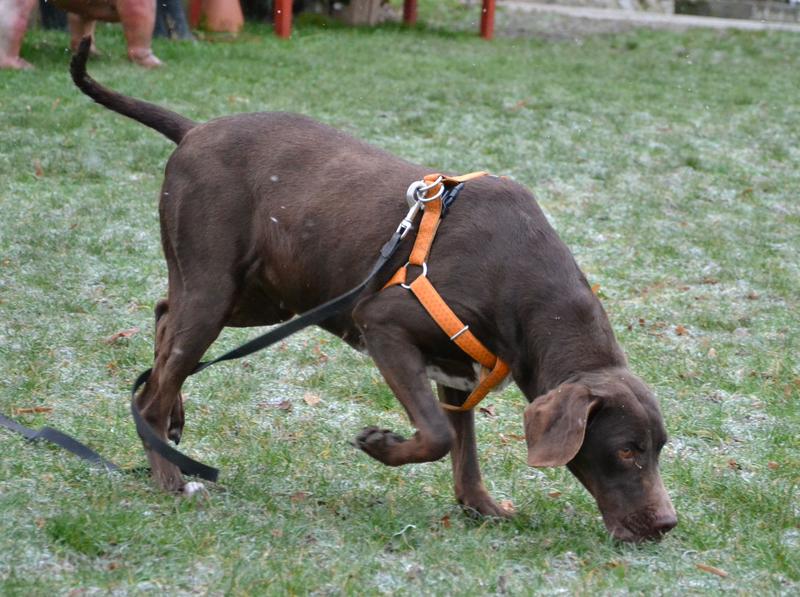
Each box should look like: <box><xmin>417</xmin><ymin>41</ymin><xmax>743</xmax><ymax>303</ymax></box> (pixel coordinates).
<box><xmin>618</xmin><ymin>448</ymin><xmax>635</xmax><ymax>460</ymax></box>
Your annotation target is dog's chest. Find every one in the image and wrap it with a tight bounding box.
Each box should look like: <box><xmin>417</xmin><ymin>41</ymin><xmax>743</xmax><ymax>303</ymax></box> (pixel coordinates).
<box><xmin>346</xmin><ymin>331</ymin><xmax>510</xmax><ymax>394</ymax></box>
<box><xmin>425</xmin><ymin>363</ymin><xmax>512</xmax><ymax>394</ymax></box>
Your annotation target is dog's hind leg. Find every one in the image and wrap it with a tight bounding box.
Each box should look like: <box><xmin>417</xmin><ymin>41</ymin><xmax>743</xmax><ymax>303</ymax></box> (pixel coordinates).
<box><xmin>153</xmin><ymin>298</ymin><xmax>184</xmax><ymax>444</ymax></box>
<box><xmin>136</xmin><ymin>280</ymin><xmax>233</xmax><ymax>492</ymax></box>
<box><xmin>352</xmin><ymin>297</ymin><xmax>454</xmax><ymax>466</ymax></box>
<box><xmin>438</xmin><ymin>385</ymin><xmax>513</xmax><ymax>518</ymax></box>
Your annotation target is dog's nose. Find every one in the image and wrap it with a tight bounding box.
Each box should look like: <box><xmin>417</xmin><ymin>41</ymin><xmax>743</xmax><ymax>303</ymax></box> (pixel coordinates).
<box><xmin>651</xmin><ymin>512</ymin><xmax>678</xmax><ymax>536</ymax></box>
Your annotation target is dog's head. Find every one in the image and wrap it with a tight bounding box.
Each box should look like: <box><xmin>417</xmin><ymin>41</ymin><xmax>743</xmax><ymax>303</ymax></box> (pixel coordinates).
<box><xmin>523</xmin><ymin>368</ymin><xmax>676</xmax><ymax>542</ymax></box>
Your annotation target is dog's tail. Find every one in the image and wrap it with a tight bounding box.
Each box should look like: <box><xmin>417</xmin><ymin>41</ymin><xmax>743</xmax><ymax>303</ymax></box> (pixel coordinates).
<box><xmin>70</xmin><ymin>37</ymin><xmax>196</xmax><ymax>144</ymax></box>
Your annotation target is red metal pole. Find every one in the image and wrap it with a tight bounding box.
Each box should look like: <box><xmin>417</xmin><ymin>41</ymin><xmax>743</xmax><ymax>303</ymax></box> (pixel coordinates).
<box><xmin>403</xmin><ymin>0</ymin><xmax>418</xmax><ymax>26</ymax></box>
<box><xmin>188</xmin><ymin>0</ymin><xmax>202</xmax><ymax>28</ymax></box>
<box><xmin>274</xmin><ymin>0</ymin><xmax>292</xmax><ymax>38</ymax></box>
<box><xmin>480</xmin><ymin>0</ymin><xmax>495</xmax><ymax>40</ymax></box>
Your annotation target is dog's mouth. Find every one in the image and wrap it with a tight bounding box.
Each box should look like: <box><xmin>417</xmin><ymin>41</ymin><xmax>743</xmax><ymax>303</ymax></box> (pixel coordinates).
<box><xmin>603</xmin><ymin>506</ymin><xmax>678</xmax><ymax>542</ymax></box>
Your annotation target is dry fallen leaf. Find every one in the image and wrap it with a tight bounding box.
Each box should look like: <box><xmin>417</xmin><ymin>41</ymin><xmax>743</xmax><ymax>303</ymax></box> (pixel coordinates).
<box><xmin>33</xmin><ymin>160</ymin><xmax>43</xmax><ymax>177</ymax></box>
<box><xmin>707</xmin><ymin>348</ymin><xmax>717</xmax><ymax>359</ymax></box>
<box><xmin>547</xmin><ymin>491</ymin><xmax>562</xmax><ymax>499</ymax></box>
<box><xmin>303</xmin><ymin>393</ymin><xmax>321</xmax><ymax>406</ymax></box>
<box><xmin>696</xmin><ymin>563</ymin><xmax>729</xmax><ymax>578</ymax></box>
<box><xmin>499</xmin><ymin>499</ymin><xmax>516</xmax><ymax>514</ymax></box>
<box><xmin>104</xmin><ymin>327</ymin><xmax>140</xmax><ymax>344</ymax></box>
<box><xmin>767</xmin><ymin>461</ymin><xmax>779</xmax><ymax>470</ymax></box>
<box><xmin>675</xmin><ymin>324</ymin><xmax>688</xmax><ymax>336</ymax></box>
<box><xmin>727</xmin><ymin>459</ymin><xmax>741</xmax><ymax>470</ymax></box>
<box><xmin>591</xmin><ymin>283</ymin><xmax>601</xmax><ymax>295</ymax></box>
<box><xmin>290</xmin><ymin>491</ymin><xmax>310</xmax><ymax>503</ymax></box>
<box><xmin>440</xmin><ymin>514</ymin><xmax>451</xmax><ymax>529</ymax></box>
<box><xmin>479</xmin><ymin>404</ymin><xmax>496</xmax><ymax>417</ymax></box>
<box><xmin>14</xmin><ymin>406</ymin><xmax>53</xmax><ymax>415</ymax></box>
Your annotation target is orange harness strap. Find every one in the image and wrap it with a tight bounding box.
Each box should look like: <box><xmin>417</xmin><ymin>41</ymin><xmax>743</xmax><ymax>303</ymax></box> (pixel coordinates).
<box><xmin>384</xmin><ymin>172</ymin><xmax>510</xmax><ymax>412</ymax></box>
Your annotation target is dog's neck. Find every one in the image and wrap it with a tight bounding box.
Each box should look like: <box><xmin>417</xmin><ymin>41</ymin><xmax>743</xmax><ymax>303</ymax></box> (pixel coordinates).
<box><xmin>507</xmin><ymin>288</ymin><xmax>627</xmax><ymax>400</ymax></box>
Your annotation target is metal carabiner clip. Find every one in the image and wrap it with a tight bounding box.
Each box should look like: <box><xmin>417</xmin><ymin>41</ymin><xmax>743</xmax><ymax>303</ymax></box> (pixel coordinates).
<box><xmin>395</xmin><ymin>200</ymin><xmax>422</xmax><ymax>239</ymax></box>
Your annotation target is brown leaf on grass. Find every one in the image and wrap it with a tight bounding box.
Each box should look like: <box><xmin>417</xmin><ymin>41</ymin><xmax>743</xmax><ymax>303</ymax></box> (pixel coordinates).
<box><xmin>14</xmin><ymin>406</ymin><xmax>53</xmax><ymax>415</ymax></box>
<box><xmin>259</xmin><ymin>399</ymin><xmax>292</xmax><ymax>411</ymax></box>
<box><xmin>727</xmin><ymin>459</ymin><xmax>741</xmax><ymax>470</ymax></box>
<box><xmin>767</xmin><ymin>461</ymin><xmax>779</xmax><ymax>470</ymax></box>
<box><xmin>547</xmin><ymin>491</ymin><xmax>562</xmax><ymax>499</ymax></box>
<box><xmin>479</xmin><ymin>404</ymin><xmax>496</xmax><ymax>417</ymax></box>
<box><xmin>591</xmin><ymin>283</ymin><xmax>601</xmax><ymax>295</ymax></box>
<box><xmin>499</xmin><ymin>499</ymin><xmax>515</xmax><ymax>514</ymax></box>
<box><xmin>498</xmin><ymin>433</ymin><xmax>525</xmax><ymax>444</ymax></box>
<box><xmin>312</xmin><ymin>345</ymin><xmax>329</xmax><ymax>364</ymax></box>
<box><xmin>440</xmin><ymin>514</ymin><xmax>451</xmax><ymax>529</ymax></box>
<box><xmin>303</xmin><ymin>393</ymin><xmax>321</xmax><ymax>406</ymax></box>
<box><xmin>271</xmin><ymin>529</ymin><xmax>284</xmax><ymax>538</ymax></box>
<box><xmin>696</xmin><ymin>563</ymin><xmax>729</xmax><ymax>578</ymax></box>
<box><xmin>290</xmin><ymin>491</ymin><xmax>310</xmax><ymax>503</ymax></box>
<box><xmin>675</xmin><ymin>324</ymin><xmax>688</xmax><ymax>336</ymax></box>
<box><xmin>707</xmin><ymin>348</ymin><xmax>717</xmax><ymax>359</ymax></box>
<box><xmin>104</xmin><ymin>327</ymin><xmax>140</xmax><ymax>344</ymax></box>
<box><xmin>33</xmin><ymin>160</ymin><xmax>43</xmax><ymax>177</ymax></box>
<box><xmin>746</xmin><ymin>290</ymin><xmax>759</xmax><ymax>300</ymax></box>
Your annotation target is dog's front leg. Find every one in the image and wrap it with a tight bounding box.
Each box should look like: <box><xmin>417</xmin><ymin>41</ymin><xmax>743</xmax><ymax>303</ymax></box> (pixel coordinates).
<box><xmin>353</xmin><ymin>301</ymin><xmax>454</xmax><ymax>466</ymax></box>
<box><xmin>437</xmin><ymin>385</ymin><xmax>513</xmax><ymax>518</ymax></box>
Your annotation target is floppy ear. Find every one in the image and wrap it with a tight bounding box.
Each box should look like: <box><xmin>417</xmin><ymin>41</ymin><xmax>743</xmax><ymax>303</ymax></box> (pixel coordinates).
<box><xmin>524</xmin><ymin>383</ymin><xmax>599</xmax><ymax>467</ymax></box>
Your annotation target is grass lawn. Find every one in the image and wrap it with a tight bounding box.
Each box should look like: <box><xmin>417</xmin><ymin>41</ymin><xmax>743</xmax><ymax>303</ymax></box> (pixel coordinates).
<box><xmin>1</xmin><ymin>7</ymin><xmax>798</xmax><ymax>595</ymax></box>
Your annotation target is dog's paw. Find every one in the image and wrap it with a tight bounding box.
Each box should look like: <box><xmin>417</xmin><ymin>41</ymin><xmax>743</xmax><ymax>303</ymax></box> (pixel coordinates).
<box><xmin>354</xmin><ymin>426</ymin><xmax>407</xmax><ymax>464</ymax></box>
<box><xmin>459</xmin><ymin>493</ymin><xmax>515</xmax><ymax>519</ymax></box>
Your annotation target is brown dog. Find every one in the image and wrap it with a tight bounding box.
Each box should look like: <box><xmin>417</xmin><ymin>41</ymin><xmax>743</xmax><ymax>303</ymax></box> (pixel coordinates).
<box><xmin>70</xmin><ymin>39</ymin><xmax>676</xmax><ymax>542</ymax></box>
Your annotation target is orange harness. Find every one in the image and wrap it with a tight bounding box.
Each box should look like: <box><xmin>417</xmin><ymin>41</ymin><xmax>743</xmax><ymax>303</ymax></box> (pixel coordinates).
<box><xmin>384</xmin><ymin>172</ymin><xmax>510</xmax><ymax>412</ymax></box>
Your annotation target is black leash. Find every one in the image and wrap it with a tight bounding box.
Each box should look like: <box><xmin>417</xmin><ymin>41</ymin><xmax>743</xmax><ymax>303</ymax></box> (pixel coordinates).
<box><xmin>1</xmin><ymin>231</ymin><xmax>403</xmax><ymax>482</ymax></box>
<box><xmin>0</xmin><ymin>413</ymin><xmax>120</xmax><ymax>472</ymax></box>
<box><xmin>0</xmin><ymin>181</ymin><xmax>464</xmax><ymax>483</ymax></box>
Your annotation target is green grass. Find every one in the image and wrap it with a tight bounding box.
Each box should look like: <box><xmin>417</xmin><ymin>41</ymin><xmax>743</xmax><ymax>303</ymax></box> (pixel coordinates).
<box><xmin>1</xmin><ymin>11</ymin><xmax>799</xmax><ymax>595</ymax></box>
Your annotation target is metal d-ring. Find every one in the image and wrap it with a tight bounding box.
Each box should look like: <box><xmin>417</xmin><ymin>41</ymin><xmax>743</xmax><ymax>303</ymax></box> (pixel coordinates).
<box><xmin>405</xmin><ymin>177</ymin><xmax>444</xmax><ymax>207</ymax></box>
<box><xmin>400</xmin><ymin>261</ymin><xmax>428</xmax><ymax>289</ymax></box>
